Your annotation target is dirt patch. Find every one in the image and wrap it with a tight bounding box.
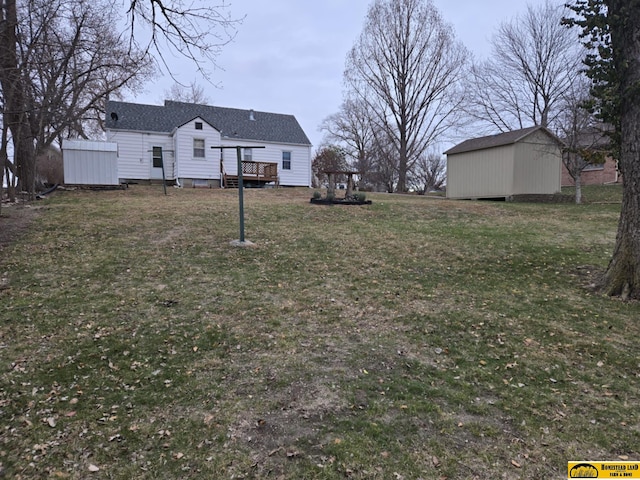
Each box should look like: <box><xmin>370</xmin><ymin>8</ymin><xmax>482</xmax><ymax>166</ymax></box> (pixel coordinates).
<box><xmin>0</xmin><ymin>203</ymin><xmax>41</xmax><ymax>252</ymax></box>
<box><xmin>225</xmin><ymin>381</ymin><xmax>348</xmax><ymax>477</ymax></box>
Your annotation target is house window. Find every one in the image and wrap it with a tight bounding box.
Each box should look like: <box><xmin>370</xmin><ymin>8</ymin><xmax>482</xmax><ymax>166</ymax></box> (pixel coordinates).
<box><xmin>193</xmin><ymin>138</ymin><xmax>205</xmax><ymax>158</ymax></box>
<box><xmin>583</xmin><ymin>162</ymin><xmax>605</xmax><ymax>171</ymax></box>
<box><xmin>152</xmin><ymin>146</ymin><xmax>163</xmax><ymax>168</ymax></box>
<box><xmin>244</xmin><ymin>148</ymin><xmax>253</xmax><ymax>161</ymax></box>
<box><xmin>282</xmin><ymin>151</ymin><xmax>291</xmax><ymax>170</ymax></box>
<box><xmin>195</xmin><ymin>122</ymin><xmax>203</xmax><ymax>130</ymax></box>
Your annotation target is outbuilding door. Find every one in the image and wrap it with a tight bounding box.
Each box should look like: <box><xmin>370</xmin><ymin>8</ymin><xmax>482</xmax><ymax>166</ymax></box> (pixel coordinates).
<box><xmin>151</xmin><ymin>146</ymin><xmax>164</xmax><ymax>180</ymax></box>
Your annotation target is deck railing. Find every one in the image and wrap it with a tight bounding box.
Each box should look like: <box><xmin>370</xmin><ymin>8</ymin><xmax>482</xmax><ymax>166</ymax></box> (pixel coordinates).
<box><xmin>240</xmin><ymin>161</ymin><xmax>278</xmax><ymax>181</ymax></box>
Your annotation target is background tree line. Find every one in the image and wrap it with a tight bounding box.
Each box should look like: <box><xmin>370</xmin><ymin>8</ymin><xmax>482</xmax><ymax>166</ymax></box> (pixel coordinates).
<box><xmin>316</xmin><ymin>0</ymin><xmax>603</xmax><ymax>199</ymax></box>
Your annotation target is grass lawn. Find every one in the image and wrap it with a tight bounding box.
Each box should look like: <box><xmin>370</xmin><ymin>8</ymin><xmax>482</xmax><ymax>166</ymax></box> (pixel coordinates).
<box><xmin>1</xmin><ymin>184</ymin><xmax>638</xmax><ymax>479</ymax></box>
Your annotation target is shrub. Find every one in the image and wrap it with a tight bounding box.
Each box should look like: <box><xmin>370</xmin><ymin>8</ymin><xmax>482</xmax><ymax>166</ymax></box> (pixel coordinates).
<box><xmin>353</xmin><ymin>192</ymin><xmax>366</xmax><ymax>202</ymax></box>
<box><xmin>313</xmin><ymin>190</ymin><xmax>322</xmax><ymax>200</ymax></box>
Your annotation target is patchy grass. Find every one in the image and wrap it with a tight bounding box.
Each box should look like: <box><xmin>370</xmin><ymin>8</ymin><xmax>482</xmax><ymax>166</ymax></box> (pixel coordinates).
<box><xmin>1</xmin><ymin>186</ymin><xmax>638</xmax><ymax>479</ymax></box>
<box><xmin>562</xmin><ymin>183</ymin><xmax>623</xmax><ymax>203</ymax></box>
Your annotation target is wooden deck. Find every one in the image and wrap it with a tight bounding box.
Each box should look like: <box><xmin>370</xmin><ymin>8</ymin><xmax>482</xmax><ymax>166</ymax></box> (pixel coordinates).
<box><xmin>224</xmin><ymin>161</ymin><xmax>278</xmax><ymax>188</ymax></box>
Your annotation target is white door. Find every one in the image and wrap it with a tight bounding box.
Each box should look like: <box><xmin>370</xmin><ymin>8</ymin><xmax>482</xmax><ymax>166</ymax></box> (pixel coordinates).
<box><xmin>151</xmin><ymin>146</ymin><xmax>164</xmax><ymax>179</ymax></box>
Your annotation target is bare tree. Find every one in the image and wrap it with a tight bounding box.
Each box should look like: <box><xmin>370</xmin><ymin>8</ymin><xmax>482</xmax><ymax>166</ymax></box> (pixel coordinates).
<box><xmin>127</xmin><ymin>0</ymin><xmax>240</xmax><ymax>81</ymax></box>
<box><xmin>25</xmin><ymin>0</ymin><xmax>152</xmax><ymax>146</ymax></box>
<box><xmin>345</xmin><ymin>0</ymin><xmax>468</xmax><ymax>192</ymax></box>
<box><xmin>0</xmin><ymin>0</ymin><xmax>151</xmax><ymax>195</ymax></box>
<box><xmin>556</xmin><ymin>77</ymin><xmax>608</xmax><ymax>204</ymax></box>
<box><xmin>366</xmin><ymin>135</ymin><xmax>398</xmax><ymax>193</ymax></box>
<box><xmin>467</xmin><ymin>0</ymin><xmax>582</xmax><ymax>132</ymax></box>
<box><xmin>164</xmin><ymin>81</ymin><xmax>211</xmax><ymax>104</ymax></box>
<box><xmin>320</xmin><ymin>97</ymin><xmax>376</xmax><ymax>186</ymax></box>
<box><xmin>467</xmin><ymin>60</ymin><xmax>533</xmax><ymax>133</ymax></box>
<box><xmin>410</xmin><ymin>151</ymin><xmax>446</xmax><ymax>195</ymax></box>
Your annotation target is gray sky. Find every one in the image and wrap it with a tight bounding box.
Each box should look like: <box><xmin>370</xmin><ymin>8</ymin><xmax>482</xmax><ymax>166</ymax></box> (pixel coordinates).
<box><xmin>133</xmin><ymin>0</ymin><xmax>552</xmax><ymax>150</ymax></box>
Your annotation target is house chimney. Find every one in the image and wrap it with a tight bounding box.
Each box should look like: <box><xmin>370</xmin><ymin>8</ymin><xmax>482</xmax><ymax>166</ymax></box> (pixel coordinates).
<box><xmin>249</xmin><ymin>109</ymin><xmax>255</xmax><ymax>121</ymax></box>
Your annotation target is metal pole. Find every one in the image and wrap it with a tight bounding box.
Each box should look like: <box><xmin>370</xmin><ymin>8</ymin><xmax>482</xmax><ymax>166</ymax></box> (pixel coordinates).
<box><xmin>211</xmin><ymin>145</ymin><xmax>264</xmax><ymax>245</ymax></box>
<box><xmin>236</xmin><ymin>146</ymin><xmax>245</xmax><ymax>242</ymax></box>
<box><xmin>161</xmin><ymin>158</ymin><xmax>167</xmax><ymax>196</ymax></box>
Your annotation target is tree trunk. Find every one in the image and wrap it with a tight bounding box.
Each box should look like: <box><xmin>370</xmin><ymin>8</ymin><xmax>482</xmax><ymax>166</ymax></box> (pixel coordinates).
<box><xmin>574</xmin><ymin>172</ymin><xmax>582</xmax><ymax>204</ymax></box>
<box><xmin>397</xmin><ymin>150</ymin><xmax>407</xmax><ymax>193</ymax></box>
<box><xmin>15</xmin><ymin>138</ymin><xmax>36</xmax><ymax>197</ymax></box>
<box><xmin>602</xmin><ymin>0</ymin><xmax>640</xmax><ymax>299</ymax></box>
<box><xmin>397</xmin><ymin>120</ymin><xmax>409</xmax><ymax>193</ymax></box>
<box><xmin>603</xmin><ymin>178</ymin><xmax>640</xmax><ymax>299</ymax></box>
<box><xmin>0</xmin><ymin>0</ymin><xmax>36</xmax><ymax>199</ymax></box>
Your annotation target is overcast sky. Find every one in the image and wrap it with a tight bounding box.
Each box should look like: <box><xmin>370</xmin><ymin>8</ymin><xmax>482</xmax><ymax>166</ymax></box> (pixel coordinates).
<box><xmin>132</xmin><ymin>0</ymin><xmax>555</xmax><ymax>150</ymax></box>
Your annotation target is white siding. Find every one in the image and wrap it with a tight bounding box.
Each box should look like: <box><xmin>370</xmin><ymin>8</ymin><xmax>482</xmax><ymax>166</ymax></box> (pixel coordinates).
<box><xmin>107</xmin><ymin>130</ymin><xmax>175</xmax><ymax>180</ymax></box>
<box><xmin>446</xmin><ymin>144</ymin><xmax>515</xmax><ymax>199</ymax></box>
<box><xmin>174</xmin><ymin>118</ymin><xmax>221</xmax><ymax>180</ymax></box>
<box><xmin>62</xmin><ymin>140</ymin><xmax>119</xmax><ymax>185</ymax></box>
<box><xmin>219</xmin><ymin>139</ymin><xmax>311</xmax><ymax>187</ymax></box>
<box><xmin>107</xmin><ymin>119</ymin><xmax>312</xmax><ymax>187</ymax></box>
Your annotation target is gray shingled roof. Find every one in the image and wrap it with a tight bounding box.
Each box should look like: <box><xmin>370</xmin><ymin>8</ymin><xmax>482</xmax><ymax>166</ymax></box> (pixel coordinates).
<box><xmin>444</xmin><ymin>126</ymin><xmax>562</xmax><ymax>155</ymax></box>
<box><xmin>105</xmin><ymin>100</ymin><xmax>311</xmax><ymax>145</ymax></box>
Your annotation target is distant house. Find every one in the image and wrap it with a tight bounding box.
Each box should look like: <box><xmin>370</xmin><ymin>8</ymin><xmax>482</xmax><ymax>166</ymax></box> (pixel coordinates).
<box><xmin>444</xmin><ymin>126</ymin><xmax>563</xmax><ymax>200</ymax></box>
<box><xmin>561</xmin><ymin>156</ymin><xmax>619</xmax><ymax>187</ymax></box>
<box><xmin>561</xmin><ymin>126</ymin><xmax>620</xmax><ymax>187</ymax></box>
<box><xmin>104</xmin><ymin>100</ymin><xmax>312</xmax><ymax>187</ymax></box>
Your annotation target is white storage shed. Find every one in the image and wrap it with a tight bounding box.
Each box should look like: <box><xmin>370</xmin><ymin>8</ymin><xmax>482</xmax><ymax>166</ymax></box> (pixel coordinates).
<box><xmin>63</xmin><ymin>140</ymin><xmax>119</xmax><ymax>186</ymax></box>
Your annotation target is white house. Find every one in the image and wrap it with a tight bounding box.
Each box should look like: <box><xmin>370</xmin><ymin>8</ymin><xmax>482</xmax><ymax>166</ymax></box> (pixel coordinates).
<box><xmin>444</xmin><ymin>126</ymin><xmax>563</xmax><ymax>200</ymax></box>
<box><xmin>105</xmin><ymin>100</ymin><xmax>312</xmax><ymax>187</ymax></box>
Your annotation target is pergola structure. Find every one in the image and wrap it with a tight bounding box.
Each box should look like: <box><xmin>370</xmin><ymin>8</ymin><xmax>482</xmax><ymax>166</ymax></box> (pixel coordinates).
<box><xmin>324</xmin><ymin>170</ymin><xmax>362</xmax><ymax>199</ymax></box>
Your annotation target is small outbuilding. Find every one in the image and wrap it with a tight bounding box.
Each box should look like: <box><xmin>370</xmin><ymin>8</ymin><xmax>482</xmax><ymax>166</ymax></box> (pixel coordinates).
<box><xmin>444</xmin><ymin>126</ymin><xmax>563</xmax><ymax>200</ymax></box>
<box><xmin>62</xmin><ymin>139</ymin><xmax>119</xmax><ymax>186</ymax></box>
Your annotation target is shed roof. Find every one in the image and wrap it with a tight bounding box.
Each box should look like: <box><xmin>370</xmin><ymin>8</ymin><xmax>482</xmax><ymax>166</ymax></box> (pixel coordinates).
<box><xmin>444</xmin><ymin>126</ymin><xmax>562</xmax><ymax>155</ymax></box>
<box><xmin>105</xmin><ymin>100</ymin><xmax>311</xmax><ymax>146</ymax></box>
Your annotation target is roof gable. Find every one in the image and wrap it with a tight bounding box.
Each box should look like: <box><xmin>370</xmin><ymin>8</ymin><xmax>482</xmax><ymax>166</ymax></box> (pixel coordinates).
<box><xmin>174</xmin><ymin>116</ymin><xmax>218</xmax><ymax>132</ymax></box>
<box><xmin>444</xmin><ymin>126</ymin><xmax>563</xmax><ymax>155</ymax></box>
<box><xmin>105</xmin><ymin>100</ymin><xmax>311</xmax><ymax>145</ymax></box>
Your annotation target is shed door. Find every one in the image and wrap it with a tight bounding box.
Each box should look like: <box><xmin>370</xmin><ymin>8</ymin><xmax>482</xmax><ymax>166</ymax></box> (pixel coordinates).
<box><xmin>151</xmin><ymin>146</ymin><xmax>164</xmax><ymax>180</ymax></box>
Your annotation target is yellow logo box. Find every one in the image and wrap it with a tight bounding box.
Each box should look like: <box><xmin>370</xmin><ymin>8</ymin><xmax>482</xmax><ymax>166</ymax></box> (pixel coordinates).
<box><xmin>569</xmin><ymin>462</ymin><xmax>640</xmax><ymax>478</ymax></box>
